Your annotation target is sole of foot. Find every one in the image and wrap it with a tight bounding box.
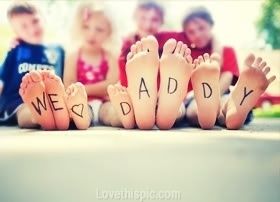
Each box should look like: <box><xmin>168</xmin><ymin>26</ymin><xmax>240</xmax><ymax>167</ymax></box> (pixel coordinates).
<box><xmin>191</xmin><ymin>53</ymin><xmax>221</xmax><ymax>129</ymax></box>
<box><xmin>156</xmin><ymin>39</ymin><xmax>193</xmax><ymax>129</ymax></box>
<box><xmin>126</xmin><ymin>35</ymin><xmax>159</xmax><ymax>129</ymax></box>
<box><xmin>66</xmin><ymin>82</ymin><xmax>91</xmax><ymax>130</ymax></box>
<box><xmin>41</xmin><ymin>70</ymin><xmax>70</xmax><ymax>130</ymax></box>
<box><xmin>108</xmin><ymin>84</ymin><xmax>135</xmax><ymax>129</ymax></box>
<box><xmin>19</xmin><ymin>71</ymin><xmax>56</xmax><ymax>130</ymax></box>
<box><xmin>222</xmin><ymin>54</ymin><xmax>276</xmax><ymax>129</ymax></box>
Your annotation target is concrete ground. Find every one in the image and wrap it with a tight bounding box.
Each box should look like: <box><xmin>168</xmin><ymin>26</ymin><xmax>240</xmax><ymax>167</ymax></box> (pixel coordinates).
<box><xmin>0</xmin><ymin>118</ymin><xmax>279</xmax><ymax>202</ymax></box>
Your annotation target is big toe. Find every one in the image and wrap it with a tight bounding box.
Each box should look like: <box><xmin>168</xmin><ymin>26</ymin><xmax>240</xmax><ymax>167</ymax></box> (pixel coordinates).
<box><xmin>29</xmin><ymin>71</ymin><xmax>42</xmax><ymax>82</ymax></box>
<box><xmin>162</xmin><ymin>38</ymin><xmax>177</xmax><ymax>55</ymax></box>
<box><xmin>142</xmin><ymin>35</ymin><xmax>159</xmax><ymax>53</ymax></box>
<box><xmin>244</xmin><ymin>53</ymin><xmax>255</xmax><ymax>68</ymax></box>
<box><xmin>210</xmin><ymin>52</ymin><xmax>221</xmax><ymax>64</ymax></box>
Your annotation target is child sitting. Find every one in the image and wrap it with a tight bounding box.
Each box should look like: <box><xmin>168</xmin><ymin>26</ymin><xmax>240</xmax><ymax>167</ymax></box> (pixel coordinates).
<box><xmin>64</xmin><ymin>2</ymin><xmax>119</xmax><ymax>124</ymax></box>
<box><xmin>0</xmin><ymin>2</ymin><xmax>91</xmax><ymax>130</ymax></box>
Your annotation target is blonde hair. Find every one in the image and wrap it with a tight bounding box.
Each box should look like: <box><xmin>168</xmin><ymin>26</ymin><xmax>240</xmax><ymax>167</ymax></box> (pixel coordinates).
<box><xmin>70</xmin><ymin>1</ymin><xmax>120</xmax><ymax>56</ymax></box>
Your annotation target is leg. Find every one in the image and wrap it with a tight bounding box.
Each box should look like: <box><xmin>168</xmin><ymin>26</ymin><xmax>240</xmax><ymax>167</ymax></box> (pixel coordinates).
<box><xmin>126</xmin><ymin>35</ymin><xmax>159</xmax><ymax>129</ymax></box>
<box><xmin>191</xmin><ymin>53</ymin><xmax>221</xmax><ymax>129</ymax></box>
<box><xmin>222</xmin><ymin>54</ymin><xmax>276</xmax><ymax>129</ymax></box>
<box><xmin>16</xmin><ymin>104</ymin><xmax>38</xmax><ymax>128</ymax></box>
<box><xmin>156</xmin><ymin>39</ymin><xmax>193</xmax><ymax>129</ymax></box>
<box><xmin>66</xmin><ymin>82</ymin><xmax>91</xmax><ymax>130</ymax></box>
<box><xmin>19</xmin><ymin>71</ymin><xmax>56</xmax><ymax>130</ymax></box>
<box><xmin>107</xmin><ymin>84</ymin><xmax>135</xmax><ymax>129</ymax></box>
<box><xmin>41</xmin><ymin>70</ymin><xmax>70</xmax><ymax>130</ymax></box>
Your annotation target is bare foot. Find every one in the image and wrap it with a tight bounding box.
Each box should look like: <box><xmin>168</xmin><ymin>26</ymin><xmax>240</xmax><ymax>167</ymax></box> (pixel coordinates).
<box><xmin>126</xmin><ymin>35</ymin><xmax>159</xmax><ymax>129</ymax></box>
<box><xmin>66</xmin><ymin>82</ymin><xmax>91</xmax><ymax>130</ymax></box>
<box><xmin>191</xmin><ymin>53</ymin><xmax>221</xmax><ymax>129</ymax></box>
<box><xmin>19</xmin><ymin>71</ymin><xmax>55</xmax><ymax>130</ymax></box>
<box><xmin>222</xmin><ymin>54</ymin><xmax>276</xmax><ymax>129</ymax></box>
<box><xmin>108</xmin><ymin>84</ymin><xmax>135</xmax><ymax>129</ymax></box>
<box><xmin>41</xmin><ymin>70</ymin><xmax>70</xmax><ymax>130</ymax></box>
<box><xmin>156</xmin><ymin>39</ymin><xmax>193</xmax><ymax>129</ymax></box>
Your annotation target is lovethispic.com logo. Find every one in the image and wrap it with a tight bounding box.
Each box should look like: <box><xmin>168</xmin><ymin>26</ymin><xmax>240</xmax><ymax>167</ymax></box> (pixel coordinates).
<box><xmin>96</xmin><ymin>188</ymin><xmax>182</xmax><ymax>201</ymax></box>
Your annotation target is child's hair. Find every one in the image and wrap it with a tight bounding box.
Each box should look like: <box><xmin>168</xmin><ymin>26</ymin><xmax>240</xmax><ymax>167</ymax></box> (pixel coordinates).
<box><xmin>7</xmin><ymin>2</ymin><xmax>38</xmax><ymax>19</ymax></box>
<box><xmin>182</xmin><ymin>7</ymin><xmax>214</xmax><ymax>28</ymax></box>
<box><xmin>71</xmin><ymin>2</ymin><xmax>120</xmax><ymax>55</ymax></box>
<box><xmin>135</xmin><ymin>1</ymin><xmax>165</xmax><ymax>23</ymax></box>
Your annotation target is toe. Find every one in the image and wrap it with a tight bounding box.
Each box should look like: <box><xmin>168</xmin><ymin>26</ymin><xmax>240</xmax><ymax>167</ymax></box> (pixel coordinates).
<box><xmin>254</xmin><ymin>57</ymin><xmax>262</xmax><ymax>68</ymax></box>
<box><xmin>203</xmin><ymin>53</ymin><xmax>210</xmax><ymax>62</ymax></box>
<box><xmin>259</xmin><ymin>61</ymin><xmax>267</xmax><ymax>70</ymax></box>
<box><xmin>174</xmin><ymin>41</ymin><xmax>183</xmax><ymax>54</ymax></box>
<box><xmin>180</xmin><ymin>44</ymin><xmax>187</xmax><ymax>57</ymax></box>
<box><xmin>268</xmin><ymin>75</ymin><xmax>276</xmax><ymax>84</ymax></box>
<box><xmin>210</xmin><ymin>52</ymin><xmax>221</xmax><ymax>64</ymax></box>
<box><xmin>29</xmin><ymin>71</ymin><xmax>42</xmax><ymax>82</ymax></box>
<box><xmin>193</xmin><ymin>59</ymin><xmax>199</xmax><ymax>68</ymax></box>
<box><xmin>126</xmin><ymin>52</ymin><xmax>133</xmax><ymax>61</ymax></box>
<box><xmin>135</xmin><ymin>41</ymin><xmax>143</xmax><ymax>53</ymax></box>
<box><xmin>197</xmin><ymin>55</ymin><xmax>204</xmax><ymax>64</ymax></box>
<box><xmin>142</xmin><ymin>35</ymin><xmax>158</xmax><ymax>53</ymax></box>
<box><xmin>184</xmin><ymin>47</ymin><xmax>191</xmax><ymax>57</ymax></box>
<box><xmin>107</xmin><ymin>84</ymin><xmax>117</xmax><ymax>96</ymax></box>
<box><xmin>162</xmin><ymin>38</ymin><xmax>177</xmax><ymax>55</ymax></box>
<box><xmin>130</xmin><ymin>44</ymin><xmax>137</xmax><ymax>55</ymax></box>
<box><xmin>263</xmin><ymin>66</ymin><xmax>270</xmax><ymax>75</ymax></box>
<box><xmin>244</xmin><ymin>53</ymin><xmax>255</xmax><ymax>68</ymax></box>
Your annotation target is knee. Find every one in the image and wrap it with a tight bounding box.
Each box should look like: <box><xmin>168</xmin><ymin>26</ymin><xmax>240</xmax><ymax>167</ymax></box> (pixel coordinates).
<box><xmin>99</xmin><ymin>102</ymin><xmax>120</xmax><ymax>126</ymax></box>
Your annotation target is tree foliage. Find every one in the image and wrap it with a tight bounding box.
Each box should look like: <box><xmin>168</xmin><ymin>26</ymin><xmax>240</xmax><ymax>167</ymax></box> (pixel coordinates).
<box><xmin>256</xmin><ymin>0</ymin><xmax>280</xmax><ymax>49</ymax></box>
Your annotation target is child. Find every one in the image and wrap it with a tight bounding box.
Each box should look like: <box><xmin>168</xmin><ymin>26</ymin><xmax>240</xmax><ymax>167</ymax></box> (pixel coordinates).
<box><xmin>107</xmin><ymin>36</ymin><xmax>276</xmax><ymax>130</ymax></box>
<box><xmin>64</xmin><ymin>2</ymin><xmax>119</xmax><ymax>124</ymax></box>
<box><xmin>0</xmin><ymin>2</ymin><xmax>91</xmax><ymax>130</ymax></box>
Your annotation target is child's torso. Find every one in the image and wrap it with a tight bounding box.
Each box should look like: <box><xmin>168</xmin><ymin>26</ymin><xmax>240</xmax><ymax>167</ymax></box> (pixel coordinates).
<box><xmin>77</xmin><ymin>50</ymin><xmax>109</xmax><ymax>100</ymax></box>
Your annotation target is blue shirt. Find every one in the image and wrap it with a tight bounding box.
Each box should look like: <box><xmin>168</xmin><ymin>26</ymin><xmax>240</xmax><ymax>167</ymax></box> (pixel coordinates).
<box><xmin>0</xmin><ymin>40</ymin><xmax>64</xmax><ymax>118</ymax></box>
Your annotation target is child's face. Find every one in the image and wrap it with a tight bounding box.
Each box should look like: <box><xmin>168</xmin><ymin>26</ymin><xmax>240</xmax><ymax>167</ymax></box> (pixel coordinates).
<box><xmin>81</xmin><ymin>13</ymin><xmax>111</xmax><ymax>50</ymax></box>
<box><xmin>135</xmin><ymin>8</ymin><xmax>162</xmax><ymax>37</ymax></box>
<box><xmin>10</xmin><ymin>13</ymin><xmax>44</xmax><ymax>44</ymax></box>
<box><xmin>184</xmin><ymin>18</ymin><xmax>212</xmax><ymax>49</ymax></box>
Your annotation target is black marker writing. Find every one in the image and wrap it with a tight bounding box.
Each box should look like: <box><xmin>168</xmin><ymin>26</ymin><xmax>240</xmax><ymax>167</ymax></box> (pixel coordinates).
<box><xmin>202</xmin><ymin>82</ymin><xmax>212</xmax><ymax>98</ymax></box>
<box><xmin>139</xmin><ymin>77</ymin><xmax>150</xmax><ymax>99</ymax></box>
<box><xmin>120</xmin><ymin>102</ymin><xmax>131</xmax><ymax>115</ymax></box>
<box><xmin>31</xmin><ymin>92</ymin><xmax>47</xmax><ymax>115</ymax></box>
<box><xmin>240</xmin><ymin>87</ymin><xmax>254</xmax><ymax>106</ymax></box>
<box><xmin>71</xmin><ymin>104</ymin><xmax>84</xmax><ymax>118</ymax></box>
<box><xmin>48</xmin><ymin>94</ymin><xmax>63</xmax><ymax>111</ymax></box>
<box><xmin>168</xmin><ymin>77</ymin><xmax>178</xmax><ymax>94</ymax></box>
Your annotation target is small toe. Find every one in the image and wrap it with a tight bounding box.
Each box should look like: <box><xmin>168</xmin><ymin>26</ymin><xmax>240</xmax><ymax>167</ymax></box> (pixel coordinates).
<box><xmin>127</xmin><ymin>52</ymin><xmax>133</xmax><ymax>61</ymax></box>
<box><xmin>174</xmin><ymin>41</ymin><xmax>183</xmax><ymax>54</ymax></box>
<box><xmin>186</xmin><ymin>55</ymin><xmax>193</xmax><ymax>63</ymax></box>
<box><xmin>197</xmin><ymin>55</ymin><xmax>204</xmax><ymax>64</ymax></box>
<box><xmin>135</xmin><ymin>41</ymin><xmax>143</xmax><ymax>53</ymax></box>
<box><xmin>263</xmin><ymin>66</ymin><xmax>270</xmax><ymax>75</ymax></box>
<box><xmin>254</xmin><ymin>57</ymin><xmax>262</xmax><ymax>68</ymax></box>
<box><xmin>259</xmin><ymin>61</ymin><xmax>267</xmax><ymax>70</ymax></box>
<box><xmin>203</xmin><ymin>53</ymin><xmax>210</xmax><ymax>62</ymax></box>
<box><xmin>244</xmin><ymin>53</ymin><xmax>255</xmax><ymax>68</ymax></box>
<box><xmin>130</xmin><ymin>44</ymin><xmax>137</xmax><ymax>55</ymax></box>
<box><xmin>162</xmin><ymin>38</ymin><xmax>177</xmax><ymax>55</ymax></box>
<box><xmin>268</xmin><ymin>75</ymin><xmax>276</xmax><ymax>84</ymax></box>
<box><xmin>193</xmin><ymin>59</ymin><xmax>199</xmax><ymax>67</ymax></box>
<box><xmin>179</xmin><ymin>44</ymin><xmax>187</xmax><ymax>56</ymax></box>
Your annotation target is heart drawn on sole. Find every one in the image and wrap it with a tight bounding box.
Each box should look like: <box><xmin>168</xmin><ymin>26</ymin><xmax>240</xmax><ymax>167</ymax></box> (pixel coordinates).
<box><xmin>71</xmin><ymin>104</ymin><xmax>84</xmax><ymax>118</ymax></box>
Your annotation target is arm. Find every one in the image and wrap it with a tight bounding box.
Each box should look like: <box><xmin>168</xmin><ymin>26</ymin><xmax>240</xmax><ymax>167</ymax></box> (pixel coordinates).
<box><xmin>85</xmin><ymin>53</ymin><xmax>119</xmax><ymax>98</ymax></box>
<box><xmin>63</xmin><ymin>51</ymin><xmax>78</xmax><ymax>88</ymax></box>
